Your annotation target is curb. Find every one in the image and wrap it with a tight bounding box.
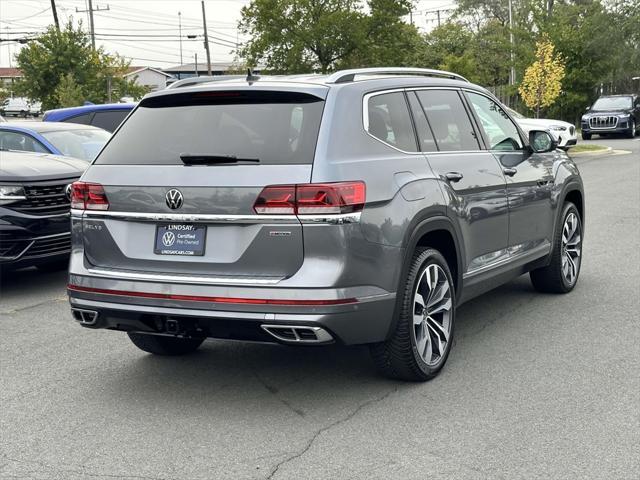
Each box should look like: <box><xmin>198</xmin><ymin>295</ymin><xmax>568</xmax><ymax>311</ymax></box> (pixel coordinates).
<box><xmin>568</xmin><ymin>146</ymin><xmax>612</xmax><ymax>157</ymax></box>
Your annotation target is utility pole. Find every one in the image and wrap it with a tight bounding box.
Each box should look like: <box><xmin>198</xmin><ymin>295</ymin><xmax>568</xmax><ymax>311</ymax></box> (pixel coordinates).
<box><xmin>508</xmin><ymin>0</ymin><xmax>515</xmax><ymax>87</ymax></box>
<box><xmin>76</xmin><ymin>1</ymin><xmax>110</xmax><ymax>50</ymax></box>
<box><xmin>201</xmin><ymin>0</ymin><xmax>212</xmax><ymax>76</ymax></box>
<box><xmin>437</xmin><ymin>9</ymin><xmax>441</xmax><ymax>27</ymax></box>
<box><xmin>195</xmin><ymin>53</ymin><xmax>199</xmax><ymax>77</ymax></box>
<box><xmin>178</xmin><ymin>11</ymin><xmax>183</xmax><ymax>66</ymax></box>
<box><xmin>50</xmin><ymin>0</ymin><xmax>60</xmax><ymax>30</ymax></box>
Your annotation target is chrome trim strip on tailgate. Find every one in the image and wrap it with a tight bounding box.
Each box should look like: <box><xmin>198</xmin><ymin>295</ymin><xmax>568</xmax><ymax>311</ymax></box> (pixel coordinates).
<box><xmin>86</xmin><ymin>267</ymin><xmax>284</xmax><ymax>285</ymax></box>
<box><xmin>75</xmin><ymin>210</ymin><xmax>361</xmax><ymax>224</ymax></box>
<box><xmin>76</xmin><ymin>210</ymin><xmax>299</xmax><ymax>224</ymax></box>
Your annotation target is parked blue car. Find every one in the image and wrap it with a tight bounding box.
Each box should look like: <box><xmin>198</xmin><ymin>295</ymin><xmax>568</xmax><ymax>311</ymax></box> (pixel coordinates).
<box><xmin>43</xmin><ymin>103</ymin><xmax>135</xmax><ymax>133</ymax></box>
<box><xmin>0</xmin><ymin>122</ymin><xmax>111</xmax><ymax>161</ymax></box>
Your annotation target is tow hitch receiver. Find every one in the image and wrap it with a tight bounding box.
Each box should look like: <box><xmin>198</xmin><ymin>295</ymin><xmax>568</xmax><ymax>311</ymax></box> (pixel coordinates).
<box><xmin>166</xmin><ymin>318</ymin><xmax>180</xmax><ymax>334</ymax></box>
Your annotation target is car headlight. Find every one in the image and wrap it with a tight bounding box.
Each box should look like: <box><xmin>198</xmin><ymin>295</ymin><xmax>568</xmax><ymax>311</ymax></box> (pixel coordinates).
<box><xmin>550</xmin><ymin>125</ymin><xmax>567</xmax><ymax>131</ymax></box>
<box><xmin>0</xmin><ymin>185</ymin><xmax>27</xmax><ymax>205</ymax></box>
<box><xmin>619</xmin><ymin>113</ymin><xmax>630</xmax><ymax>119</ymax></box>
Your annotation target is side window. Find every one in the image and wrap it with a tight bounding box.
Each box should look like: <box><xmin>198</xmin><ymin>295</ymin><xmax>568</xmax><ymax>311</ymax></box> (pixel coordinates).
<box><xmin>0</xmin><ymin>131</ymin><xmax>48</xmax><ymax>153</ymax></box>
<box><xmin>416</xmin><ymin>90</ymin><xmax>479</xmax><ymax>151</ymax></box>
<box><xmin>367</xmin><ymin>92</ymin><xmax>418</xmax><ymax>152</ymax></box>
<box><xmin>92</xmin><ymin>110</ymin><xmax>128</xmax><ymax>132</ymax></box>
<box><xmin>407</xmin><ymin>92</ymin><xmax>438</xmax><ymax>152</ymax></box>
<box><xmin>466</xmin><ymin>92</ymin><xmax>523</xmax><ymax>151</ymax></box>
<box><xmin>64</xmin><ymin>113</ymin><xmax>93</xmax><ymax>125</ymax></box>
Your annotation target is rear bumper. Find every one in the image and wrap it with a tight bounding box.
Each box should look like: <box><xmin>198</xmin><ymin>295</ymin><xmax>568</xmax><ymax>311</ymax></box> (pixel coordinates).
<box><xmin>68</xmin><ymin>285</ymin><xmax>396</xmax><ymax>345</ymax></box>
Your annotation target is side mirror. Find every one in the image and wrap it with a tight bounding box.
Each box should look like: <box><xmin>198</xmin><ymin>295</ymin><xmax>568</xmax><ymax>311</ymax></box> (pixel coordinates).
<box><xmin>529</xmin><ymin>130</ymin><xmax>557</xmax><ymax>153</ymax></box>
<box><xmin>585</xmin><ymin>105</ymin><xmax>590</xmax><ymax>111</ymax></box>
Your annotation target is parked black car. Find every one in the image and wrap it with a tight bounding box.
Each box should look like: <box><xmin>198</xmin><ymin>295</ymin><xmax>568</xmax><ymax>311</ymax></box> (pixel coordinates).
<box><xmin>581</xmin><ymin>94</ymin><xmax>640</xmax><ymax>140</ymax></box>
<box><xmin>0</xmin><ymin>151</ymin><xmax>85</xmax><ymax>271</ymax></box>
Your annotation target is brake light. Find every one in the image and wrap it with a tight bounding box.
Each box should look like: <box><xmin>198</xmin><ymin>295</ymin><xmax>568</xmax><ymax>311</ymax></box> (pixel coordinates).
<box><xmin>70</xmin><ymin>182</ymin><xmax>109</xmax><ymax>210</ymax></box>
<box><xmin>253</xmin><ymin>185</ymin><xmax>296</xmax><ymax>214</ymax></box>
<box><xmin>254</xmin><ymin>182</ymin><xmax>365</xmax><ymax>215</ymax></box>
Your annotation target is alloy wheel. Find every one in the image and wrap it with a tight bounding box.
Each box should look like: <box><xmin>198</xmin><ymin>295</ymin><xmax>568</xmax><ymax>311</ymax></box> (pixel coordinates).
<box><xmin>561</xmin><ymin>212</ymin><xmax>582</xmax><ymax>286</ymax></box>
<box><xmin>412</xmin><ymin>264</ymin><xmax>453</xmax><ymax>366</ymax></box>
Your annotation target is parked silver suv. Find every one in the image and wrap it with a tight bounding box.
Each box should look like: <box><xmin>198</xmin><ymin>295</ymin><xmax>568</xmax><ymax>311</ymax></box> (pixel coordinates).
<box><xmin>68</xmin><ymin>68</ymin><xmax>584</xmax><ymax>381</ymax></box>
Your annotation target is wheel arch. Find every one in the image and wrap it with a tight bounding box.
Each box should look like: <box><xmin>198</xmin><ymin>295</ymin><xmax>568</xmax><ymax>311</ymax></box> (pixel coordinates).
<box><xmin>384</xmin><ymin>215</ymin><xmax>464</xmax><ymax>340</ymax></box>
<box><xmin>563</xmin><ymin>188</ymin><xmax>584</xmax><ymax>222</ymax></box>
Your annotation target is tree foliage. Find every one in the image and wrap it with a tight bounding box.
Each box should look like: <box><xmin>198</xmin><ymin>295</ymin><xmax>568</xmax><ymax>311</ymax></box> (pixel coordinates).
<box><xmin>54</xmin><ymin>73</ymin><xmax>85</xmax><ymax>108</ymax></box>
<box><xmin>239</xmin><ymin>0</ymin><xmax>421</xmax><ymax>73</ymax></box>
<box><xmin>430</xmin><ymin>0</ymin><xmax>640</xmax><ymax>122</ymax></box>
<box><xmin>519</xmin><ymin>36</ymin><xmax>565</xmax><ymax>117</ymax></box>
<box><xmin>15</xmin><ymin>22</ymin><xmax>148</xmax><ymax>109</ymax></box>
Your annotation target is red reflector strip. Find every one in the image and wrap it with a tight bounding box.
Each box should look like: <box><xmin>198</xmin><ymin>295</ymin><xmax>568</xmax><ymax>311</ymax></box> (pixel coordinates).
<box><xmin>67</xmin><ymin>284</ymin><xmax>358</xmax><ymax>306</ymax></box>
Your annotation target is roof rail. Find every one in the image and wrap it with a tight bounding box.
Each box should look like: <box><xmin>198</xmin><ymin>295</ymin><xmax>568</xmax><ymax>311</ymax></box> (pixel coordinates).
<box><xmin>326</xmin><ymin>67</ymin><xmax>469</xmax><ymax>84</ymax></box>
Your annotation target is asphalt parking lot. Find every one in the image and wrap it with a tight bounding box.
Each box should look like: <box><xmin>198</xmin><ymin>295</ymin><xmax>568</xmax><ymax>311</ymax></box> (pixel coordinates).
<box><xmin>1</xmin><ymin>137</ymin><xmax>639</xmax><ymax>480</ymax></box>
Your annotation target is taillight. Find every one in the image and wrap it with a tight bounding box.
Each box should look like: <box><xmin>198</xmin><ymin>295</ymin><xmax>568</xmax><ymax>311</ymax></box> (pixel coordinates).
<box><xmin>253</xmin><ymin>182</ymin><xmax>365</xmax><ymax>215</ymax></box>
<box><xmin>70</xmin><ymin>182</ymin><xmax>109</xmax><ymax>210</ymax></box>
<box><xmin>253</xmin><ymin>185</ymin><xmax>296</xmax><ymax>214</ymax></box>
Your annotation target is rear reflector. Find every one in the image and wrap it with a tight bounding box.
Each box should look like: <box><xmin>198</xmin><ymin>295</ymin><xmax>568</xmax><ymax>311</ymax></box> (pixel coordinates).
<box><xmin>70</xmin><ymin>182</ymin><xmax>109</xmax><ymax>210</ymax></box>
<box><xmin>67</xmin><ymin>284</ymin><xmax>358</xmax><ymax>306</ymax></box>
<box><xmin>254</xmin><ymin>181</ymin><xmax>365</xmax><ymax>215</ymax></box>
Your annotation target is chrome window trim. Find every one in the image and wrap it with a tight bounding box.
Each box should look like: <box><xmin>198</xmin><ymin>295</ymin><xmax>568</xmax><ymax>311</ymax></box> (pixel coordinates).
<box><xmin>85</xmin><ymin>267</ymin><xmax>285</xmax><ymax>285</ymax></box>
<box><xmin>405</xmin><ymin>86</ymin><xmax>487</xmax><ymax>153</ymax></box>
<box><xmin>76</xmin><ymin>210</ymin><xmax>361</xmax><ymax>224</ymax></box>
<box><xmin>460</xmin><ymin>88</ymin><xmax>527</xmax><ymax>151</ymax></box>
<box><xmin>362</xmin><ymin>89</ymin><xmax>423</xmax><ymax>155</ymax></box>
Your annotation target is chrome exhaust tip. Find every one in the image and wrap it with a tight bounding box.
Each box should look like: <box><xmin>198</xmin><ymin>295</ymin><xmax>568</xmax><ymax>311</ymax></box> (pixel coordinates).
<box><xmin>261</xmin><ymin>324</ymin><xmax>333</xmax><ymax>344</ymax></box>
<box><xmin>71</xmin><ymin>308</ymin><xmax>99</xmax><ymax>325</ymax></box>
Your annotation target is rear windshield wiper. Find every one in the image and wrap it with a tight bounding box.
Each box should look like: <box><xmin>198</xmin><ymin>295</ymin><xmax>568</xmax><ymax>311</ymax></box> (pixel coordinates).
<box><xmin>179</xmin><ymin>153</ymin><xmax>260</xmax><ymax>165</ymax></box>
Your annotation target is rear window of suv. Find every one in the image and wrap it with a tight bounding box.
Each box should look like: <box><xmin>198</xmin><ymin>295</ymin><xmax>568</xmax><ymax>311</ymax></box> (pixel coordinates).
<box><xmin>95</xmin><ymin>90</ymin><xmax>324</xmax><ymax>165</ymax></box>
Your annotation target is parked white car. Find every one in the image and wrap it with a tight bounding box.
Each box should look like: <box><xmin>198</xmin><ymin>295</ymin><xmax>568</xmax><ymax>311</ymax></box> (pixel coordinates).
<box><xmin>505</xmin><ymin>106</ymin><xmax>577</xmax><ymax>150</ymax></box>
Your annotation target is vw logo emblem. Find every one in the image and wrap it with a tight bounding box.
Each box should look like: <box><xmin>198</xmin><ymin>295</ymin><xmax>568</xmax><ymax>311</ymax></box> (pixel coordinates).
<box><xmin>65</xmin><ymin>183</ymin><xmax>73</xmax><ymax>201</ymax></box>
<box><xmin>162</xmin><ymin>231</ymin><xmax>176</xmax><ymax>247</ymax></box>
<box><xmin>165</xmin><ymin>189</ymin><xmax>183</xmax><ymax>209</ymax></box>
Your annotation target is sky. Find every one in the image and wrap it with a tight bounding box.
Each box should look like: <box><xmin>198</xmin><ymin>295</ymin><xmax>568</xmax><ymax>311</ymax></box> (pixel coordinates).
<box><xmin>0</xmin><ymin>0</ymin><xmax>457</xmax><ymax>69</ymax></box>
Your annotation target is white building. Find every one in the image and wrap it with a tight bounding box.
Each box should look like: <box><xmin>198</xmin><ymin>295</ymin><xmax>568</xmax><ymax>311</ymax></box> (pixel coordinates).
<box><xmin>123</xmin><ymin>66</ymin><xmax>173</xmax><ymax>92</ymax></box>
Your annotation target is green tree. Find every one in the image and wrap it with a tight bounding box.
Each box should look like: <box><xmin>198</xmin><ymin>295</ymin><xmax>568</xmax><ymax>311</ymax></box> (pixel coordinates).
<box><xmin>54</xmin><ymin>73</ymin><xmax>85</xmax><ymax>107</ymax></box>
<box><xmin>239</xmin><ymin>0</ymin><xmax>366</xmax><ymax>73</ymax></box>
<box><xmin>341</xmin><ymin>0</ymin><xmax>423</xmax><ymax>68</ymax></box>
<box><xmin>238</xmin><ymin>0</ymin><xmax>422</xmax><ymax>73</ymax></box>
<box><xmin>15</xmin><ymin>22</ymin><xmax>147</xmax><ymax>109</ymax></box>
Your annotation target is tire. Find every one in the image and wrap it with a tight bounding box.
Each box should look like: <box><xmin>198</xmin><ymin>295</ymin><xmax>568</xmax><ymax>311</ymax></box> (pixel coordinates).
<box><xmin>530</xmin><ymin>202</ymin><xmax>583</xmax><ymax>294</ymax></box>
<box><xmin>20</xmin><ymin>110</ymin><xmax>27</xmax><ymax>118</ymax></box>
<box><xmin>128</xmin><ymin>332</ymin><xmax>204</xmax><ymax>355</ymax></box>
<box><xmin>627</xmin><ymin>120</ymin><xmax>636</xmax><ymax>139</ymax></box>
<box><xmin>370</xmin><ymin>248</ymin><xmax>455</xmax><ymax>381</ymax></box>
<box><xmin>581</xmin><ymin>132</ymin><xmax>591</xmax><ymax>140</ymax></box>
<box><xmin>36</xmin><ymin>259</ymin><xmax>69</xmax><ymax>272</ymax></box>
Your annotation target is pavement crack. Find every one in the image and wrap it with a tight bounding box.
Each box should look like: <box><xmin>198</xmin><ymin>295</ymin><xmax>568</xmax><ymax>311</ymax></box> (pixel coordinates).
<box><xmin>265</xmin><ymin>386</ymin><xmax>398</xmax><ymax>479</ymax></box>
<box><xmin>250</xmin><ymin>366</ymin><xmax>307</xmax><ymax>417</ymax></box>
<box><xmin>0</xmin><ymin>297</ymin><xmax>65</xmax><ymax>315</ymax></box>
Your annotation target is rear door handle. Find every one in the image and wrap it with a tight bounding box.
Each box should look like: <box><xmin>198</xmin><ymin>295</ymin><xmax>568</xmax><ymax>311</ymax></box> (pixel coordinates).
<box><xmin>502</xmin><ymin>167</ymin><xmax>517</xmax><ymax>177</ymax></box>
<box><xmin>445</xmin><ymin>172</ymin><xmax>464</xmax><ymax>183</ymax></box>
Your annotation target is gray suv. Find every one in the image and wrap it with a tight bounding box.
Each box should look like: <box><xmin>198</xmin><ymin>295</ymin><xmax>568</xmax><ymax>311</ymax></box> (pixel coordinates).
<box><xmin>68</xmin><ymin>68</ymin><xmax>584</xmax><ymax>381</ymax></box>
